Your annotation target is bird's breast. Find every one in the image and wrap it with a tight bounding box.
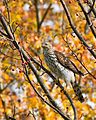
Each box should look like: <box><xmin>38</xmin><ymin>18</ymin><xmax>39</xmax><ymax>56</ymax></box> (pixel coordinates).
<box><xmin>44</xmin><ymin>54</ymin><xmax>65</xmax><ymax>77</ymax></box>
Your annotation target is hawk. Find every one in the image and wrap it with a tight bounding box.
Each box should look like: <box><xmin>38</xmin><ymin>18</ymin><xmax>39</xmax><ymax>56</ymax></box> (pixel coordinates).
<box><xmin>42</xmin><ymin>41</ymin><xmax>84</xmax><ymax>102</ymax></box>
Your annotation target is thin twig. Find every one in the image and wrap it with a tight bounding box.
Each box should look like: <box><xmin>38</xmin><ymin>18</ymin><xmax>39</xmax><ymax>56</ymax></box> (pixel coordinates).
<box><xmin>87</xmin><ymin>0</ymin><xmax>95</xmax><ymax>14</ymax></box>
<box><xmin>0</xmin><ymin>96</ymin><xmax>9</xmax><ymax>120</ymax></box>
<box><xmin>39</xmin><ymin>3</ymin><xmax>52</xmax><ymax>28</ymax></box>
<box><xmin>0</xmin><ymin>80</ymin><xmax>14</xmax><ymax>93</ymax></box>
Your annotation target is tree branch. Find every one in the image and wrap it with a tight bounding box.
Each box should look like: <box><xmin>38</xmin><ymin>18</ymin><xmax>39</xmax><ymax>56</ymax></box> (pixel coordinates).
<box><xmin>77</xmin><ymin>0</ymin><xmax>96</xmax><ymax>38</ymax></box>
<box><xmin>60</xmin><ymin>0</ymin><xmax>96</xmax><ymax>59</ymax></box>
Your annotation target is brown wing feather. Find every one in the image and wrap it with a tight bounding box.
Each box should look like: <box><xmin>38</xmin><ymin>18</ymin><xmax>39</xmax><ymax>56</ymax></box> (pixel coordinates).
<box><xmin>54</xmin><ymin>51</ymin><xmax>84</xmax><ymax>76</ymax></box>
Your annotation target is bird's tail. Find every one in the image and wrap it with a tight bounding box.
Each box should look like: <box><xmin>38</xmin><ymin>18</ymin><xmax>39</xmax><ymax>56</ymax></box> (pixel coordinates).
<box><xmin>71</xmin><ymin>81</ymin><xmax>84</xmax><ymax>103</ymax></box>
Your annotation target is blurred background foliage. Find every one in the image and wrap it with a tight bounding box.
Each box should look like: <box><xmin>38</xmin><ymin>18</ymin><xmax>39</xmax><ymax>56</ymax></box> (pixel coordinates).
<box><xmin>0</xmin><ymin>0</ymin><xmax>96</xmax><ymax>119</ymax></box>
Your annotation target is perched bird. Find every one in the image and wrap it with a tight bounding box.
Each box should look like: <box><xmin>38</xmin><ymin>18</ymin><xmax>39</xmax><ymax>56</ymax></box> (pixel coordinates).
<box><xmin>42</xmin><ymin>41</ymin><xmax>84</xmax><ymax>102</ymax></box>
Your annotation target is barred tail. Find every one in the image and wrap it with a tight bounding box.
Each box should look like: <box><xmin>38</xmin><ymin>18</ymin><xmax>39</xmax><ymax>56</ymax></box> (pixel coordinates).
<box><xmin>71</xmin><ymin>81</ymin><xmax>84</xmax><ymax>103</ymax></box>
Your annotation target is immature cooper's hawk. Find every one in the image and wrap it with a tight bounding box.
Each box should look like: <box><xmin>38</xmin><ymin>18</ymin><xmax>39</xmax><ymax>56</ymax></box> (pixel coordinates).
<box><xmin>42</xmin><ymin>41</ymin><xmax>84</xmax><ymax>102</ymax></box>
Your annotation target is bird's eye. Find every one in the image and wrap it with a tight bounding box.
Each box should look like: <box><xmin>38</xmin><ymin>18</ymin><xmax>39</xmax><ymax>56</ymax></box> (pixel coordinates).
<box><xmin>45</xmin><ymin>43</ymin><xmax>48</xmax><ymax>45</ymax></box>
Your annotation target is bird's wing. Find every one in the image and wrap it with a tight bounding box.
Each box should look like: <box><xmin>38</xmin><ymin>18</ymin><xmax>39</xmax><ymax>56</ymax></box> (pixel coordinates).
<box><xmin>54</xmin><ymin>51</ymin><xmax>84</xmax><ymax>76</ymax></box>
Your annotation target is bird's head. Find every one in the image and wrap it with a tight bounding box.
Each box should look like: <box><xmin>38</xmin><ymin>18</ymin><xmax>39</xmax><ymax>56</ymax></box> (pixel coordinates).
<box><xmin>42</xmin><ymin>42</ymin><xmax>52</xmax><ymax>50</ymax></box>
